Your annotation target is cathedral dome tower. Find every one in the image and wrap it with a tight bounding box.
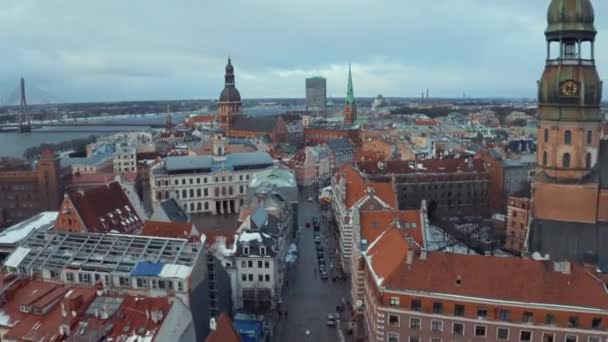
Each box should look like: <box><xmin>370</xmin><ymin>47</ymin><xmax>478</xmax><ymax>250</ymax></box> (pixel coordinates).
<box><xmin>218</xmin><ymin>58</ymin><xmax>242</xmax><ymax>133</ymax></box>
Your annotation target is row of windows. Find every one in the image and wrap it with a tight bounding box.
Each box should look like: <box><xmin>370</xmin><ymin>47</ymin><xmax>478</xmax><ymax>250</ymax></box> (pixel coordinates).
<box><xmin>157</xmin><ymin>185</ymin><xmax>246</xmax><ymax>201</ymax></box>
<box><xmin>242</xmin><ymin>246</ymin><xmax>267</xmax><ymax>256</ymax></box>
<box><xmin>61</xmin><ymin>271</ymin><xmax>184</xmax><ymax>292</ymax></box>
<box><xmin>115</xmin><ymin>167</ymin><xmax>136</xmax><ymax>173</ymax></box>
<box><xmin>156</xmin><ymin>174</ymin><xmax>251</xmax><ymax>187</ymax></box>
<box><xmin>241</xmin><ymin>260</ymin><xmax>270</xmax><ymax>269</ymax></box>
<box><xmin>241</xmin><ymin>273</ymin><xmax>271</xmax><ymax>283</ymax></box>
<box><xmin>389</xmin><ymin>297</ymin><xmax>602</xmax><ymax>329</ymax></box>
<box><xmin>541</xmin><ymin>151</ymin><xmax>592</xmax><ymax>169</ymax></box>
<box><xmin>544</xmin><ymin>128</ymin><xmax>593</xmax><ymax>145</ymax></box>
<box><xmin>135</xmin><ymin>277</ymin><xmax>184</xmax><ymax>292</ymax></box>
<box><xmin>180</xmin><ymin>199</ymin><xmax>245</xmax><ymax>213</ymax></box>
<box><xmin>388</xmin><ymin>324</ymin><xmax>598</xmax><ymax>342</ymax></box>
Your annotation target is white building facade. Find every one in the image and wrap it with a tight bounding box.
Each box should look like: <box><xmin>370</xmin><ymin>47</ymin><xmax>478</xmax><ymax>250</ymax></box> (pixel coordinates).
<box><xmin>113</xmin><ymin>144</ymin><xmax>137</xmax><ymax>174</ymax></box>
<box><xmin>150</xmin><ymin>136</ymin><xmax>274</xmax><ymax>215</ymax></box>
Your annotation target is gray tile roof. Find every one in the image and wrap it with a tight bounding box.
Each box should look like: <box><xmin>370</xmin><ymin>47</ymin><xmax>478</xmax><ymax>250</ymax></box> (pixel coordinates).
<box><xmin>164</xmin><ymin>152</ymin><xmax>274</xmax><ymax>174</ymax></box>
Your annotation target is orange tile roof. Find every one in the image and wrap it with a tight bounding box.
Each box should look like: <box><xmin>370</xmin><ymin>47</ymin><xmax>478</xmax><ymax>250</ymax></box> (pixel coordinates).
<box><xmin>206</xmin><ymin>312</ymin><xmax>241</xmax><ymax>342</ymax></box>
<box><xmin>340</xmin><ymin>165</ymin><xmax>396</xmax><ymax>209</ymax></box>
<box><xmin>371</xmin><ymin>182</ymin><xmax>397</xmax><ymax>209</ymax></box>
<box><xmin>360</xmin><ymin>210</ymin><xmax>423</xmax><ymax>247</ymax></box>
<box><xmin>366</xmin><ymin>227</ymin><xmax>410</xmax><ymax>285</ymax></box>
<box><xmin>142</xmin><ymin>220</ymin><xmax>196</xmax><ymax>239</ymax></box>
<box><xmin>381</xmin><ymin>252</ymin><xmax>608</xmax><ymax>310</ymax></box>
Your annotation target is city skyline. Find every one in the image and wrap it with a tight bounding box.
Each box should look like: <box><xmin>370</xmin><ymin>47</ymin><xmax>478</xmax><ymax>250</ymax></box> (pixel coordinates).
<box><xmin>1</xmin><ymin>0</ymin><xmax>608</xmax><ymax>103</ymax></box>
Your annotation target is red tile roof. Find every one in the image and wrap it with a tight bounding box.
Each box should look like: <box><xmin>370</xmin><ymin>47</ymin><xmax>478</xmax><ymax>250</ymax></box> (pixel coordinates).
<box><xmin>68</xmin><ymin>182</ymin><xmax>142</xmax><ymax>234</ymax></box>
<box><xmin>360</xmin><ymin>210</ymin><xmax>423</xmax><ymax>247</ymax></box>
<box><xmin>206</xmin><ymin>312</ymin><xmax>241</xmax><ymax>342</ymax></box>
<box><xmin>379</xmin><ymin>252</ymin><xmax>608</xmax><ymax>310</ymax></box>
<box><xmin>366</xmin><ymin>227</ymin><xmax>411</xmax><ymax>286</ymax></box>
<box><xmin>104</xmin><ymin>296</ymin><xmax>172</xmax><ymax>341</ymax></box>
<box><xmin>142</xmin><ymin>220</ymin><xmax>197</xmax><ymax>240</ymax></box>
<box><xmin>339</xmin><ymin>165</ymin><xmax>396</xmax><ymax>209</ymax></box>
<box><xmin>66</xmin><ymin>173</ymin><xmax>115</xmax><ymax>186</ymax></box>
<box><xmin>357</xmin><ymin>157</ymin><xmax>486</xmax><ymax>175</ymax></box>
<box><xmin>415</xmin><ymin>119</ymin><xmax>439</xmax><ymax>126</ymax></box>
<box><xmin>188</xmin><ymin>115</ymin><xmax>215</xmax><ymax>124</ymax></box>
<box><xmin>2</xmin><ymin>282</ymin><xmax>97</xmax><ymax>342</ymax></box>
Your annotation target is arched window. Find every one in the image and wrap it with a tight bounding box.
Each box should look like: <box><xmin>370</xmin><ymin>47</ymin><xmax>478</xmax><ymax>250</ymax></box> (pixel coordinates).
<box><xmin>544</xmin><ymin>128</ymin><xmax>549</xmax><ymax>143</ymax></box>
<box><xmin>587</xmin><ymin>130</ymin><xmax>592</xmax><ymax>145</ymax></box>
<box><xmin>543</xmin><ymin>151</ymin><xmax>548</xmax><ymax>166</ymax></box>
<box><xmin>564</xmin><ymin>130</ymin><xmax>572</xmax><ymax>145</ymax></box>
<box><xmin>586</xmin><ymin>153</ymin><xmax>592</xmax><ymax>168</ymax></box>
<box><xmin>563</xmin><ymin>153</ymin><xmax>571</xmax><ymax>168</ymax></box>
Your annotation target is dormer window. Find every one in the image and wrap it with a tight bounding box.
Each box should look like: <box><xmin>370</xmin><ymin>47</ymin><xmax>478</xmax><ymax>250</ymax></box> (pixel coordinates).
<box><xmin>260</xmin><ymin>246</ymin><xmax>266</xmax><ymax>256</ymax></box>
<box><xmin>243</xmin><ymin>246</ymin><xmax>249</xmax><ymax>256</ymax></box>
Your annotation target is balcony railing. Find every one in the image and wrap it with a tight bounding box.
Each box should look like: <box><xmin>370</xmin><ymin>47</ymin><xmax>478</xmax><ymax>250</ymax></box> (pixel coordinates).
<box><xmin>546</xmin><ymin>59</ymin><xmax>594</xmax><ymax>66</ymax></box>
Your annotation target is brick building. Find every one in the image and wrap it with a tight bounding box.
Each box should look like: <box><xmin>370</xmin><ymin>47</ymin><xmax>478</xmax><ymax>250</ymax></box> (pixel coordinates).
<box><xmin>357</xmin><ymin>158</ymin><xmax>489</xmax><ymax>219</ymax></box>
<box><xmin>505</xmin><ymin>196</ymin><xmax>531</xmax><ymax>254</ymax></box>
<box><xmin>304</xmin><ymin>125</ymin><xmax>360</xmax><ymax>147</ymax></box>
<box><xmin>362</xmin><ymin>237</ymin><xmax>608</xmax><ymax>342</ymax></box>
<box><xmin>230</xmin><ymin>116</ymin><xmax>287</xmax><ymax>144</ymax></box>
<box><xmin>0</xmin><ymin>150</ymin><xmax>63</xmax><ymax>227</ymax></box>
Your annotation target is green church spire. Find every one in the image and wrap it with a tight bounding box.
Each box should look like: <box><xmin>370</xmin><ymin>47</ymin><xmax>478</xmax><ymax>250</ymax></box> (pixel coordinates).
<box><xmin>345</xmin><ymin>64</ymin><xmax>355</xmax><ymax>105</ymax></box>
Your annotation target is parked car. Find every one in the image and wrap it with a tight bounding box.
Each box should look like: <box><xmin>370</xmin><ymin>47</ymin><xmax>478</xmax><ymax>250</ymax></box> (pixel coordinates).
<box><xmin>308</xmin><ymin>196</ymin><xmax>313</xmax><ymax>202</ymax></box>
<box><xmin>314</xmin><ymin>236</ymin><xmax>321</xmax><ymax>244</ymax></box>
<box><xmin>327</xmin><ymin>314</ymin><xmax>336</xmax><ymax>326</ymax></box>
<box><xmin>321</xmin><ymin>271</ymin><xmax>328</xmax><ymax>280</ymax></box>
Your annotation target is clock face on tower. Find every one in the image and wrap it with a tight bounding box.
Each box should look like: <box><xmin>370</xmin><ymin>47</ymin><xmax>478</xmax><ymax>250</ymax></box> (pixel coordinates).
<box><xmin>561</xmin><ymin>80</ymin><xmax>579</xmax><ymax>97</ymax></box>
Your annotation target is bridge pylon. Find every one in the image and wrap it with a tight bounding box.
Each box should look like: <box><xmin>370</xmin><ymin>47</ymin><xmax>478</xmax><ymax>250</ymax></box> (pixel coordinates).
<box><xmin>19</xmin><ymin>78</ymin><xmax>31</xmax><ymax>133</ymax></box>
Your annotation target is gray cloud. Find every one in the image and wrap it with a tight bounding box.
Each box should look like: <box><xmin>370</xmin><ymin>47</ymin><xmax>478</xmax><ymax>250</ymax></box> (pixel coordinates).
<box><xmin>0</xmin><ymin>0</ymin><xmax>606</xmax><ymax>102</ymax></box>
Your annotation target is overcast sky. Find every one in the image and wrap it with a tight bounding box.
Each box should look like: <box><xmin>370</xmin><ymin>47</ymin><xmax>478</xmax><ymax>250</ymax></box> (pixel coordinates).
<box><xmin>1</xmin><ymin>0</ymin><xmax>607</xmax><ymax>103</ymax></box>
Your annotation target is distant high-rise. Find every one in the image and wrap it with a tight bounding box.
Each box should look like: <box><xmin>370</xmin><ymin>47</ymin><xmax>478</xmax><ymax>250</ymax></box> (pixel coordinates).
<box><xmin>305</xmin><ymin>77</ymin><xmax>326</xmax><ymax>111</ymax></box>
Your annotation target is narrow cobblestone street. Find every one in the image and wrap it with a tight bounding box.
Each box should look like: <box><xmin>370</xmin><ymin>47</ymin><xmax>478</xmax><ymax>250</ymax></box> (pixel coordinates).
<box><xmin>276</xmin><ymin>188</ymin><xmax>349</xmax><ymax>342</ymax></box>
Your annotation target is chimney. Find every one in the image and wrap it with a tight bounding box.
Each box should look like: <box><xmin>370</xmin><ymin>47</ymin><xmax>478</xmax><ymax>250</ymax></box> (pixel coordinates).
<box><xmin>100</xmin><ymin>304</ymin><xmax>109</xmax><ymax>319</ymax></box>
<box><xmin>554</xmin><ymin>261</ymin><xmax>571</xmax><ymax>275</ymax></box>
<box><xmin>151</xmin><ymin>310</ymin><xmax>164</xmax><ymax>324</ymax></box>
<box><xmin>406</xmin><ymin>249</ymin><xmax>414</xmax><ymax>265</ymax></box>
<box><xmin>420</xmin><ymin>249</ymin><xmax>427</xmax><ymax>261</ymax></box>
<box><xmin>61</xmin><ymin>302</ymin><xmax>67</xmax><ymax>318</ymax></box>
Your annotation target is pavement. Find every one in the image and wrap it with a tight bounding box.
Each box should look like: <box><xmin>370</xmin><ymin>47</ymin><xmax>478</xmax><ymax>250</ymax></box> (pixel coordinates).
<box><xmin>276</xmin><ymin>187</ymin><xmax>350</xmax><ymax>342</ymax></box>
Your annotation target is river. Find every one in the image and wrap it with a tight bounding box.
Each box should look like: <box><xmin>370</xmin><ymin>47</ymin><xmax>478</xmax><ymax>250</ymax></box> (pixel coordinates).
<box><xmin>0</xmin><ymin>106</ymin><xmax>302</xmax><ymax>158</ymax></box>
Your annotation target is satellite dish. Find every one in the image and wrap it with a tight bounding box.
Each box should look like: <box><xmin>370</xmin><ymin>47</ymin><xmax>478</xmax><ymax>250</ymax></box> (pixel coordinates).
<box><xmin>355</xmin><ymin>300</ymin><xmax>363</xmax><ymax>308</ymax></box>
<box><xmin>209</xmin><ymin>317</ymin><xmax>217</xmax><ymax>331</ymax></box>
<box><xmin>532</xmin><ymin>252</ymin><xmax>542</xmax><ymax>261</ymax></box>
